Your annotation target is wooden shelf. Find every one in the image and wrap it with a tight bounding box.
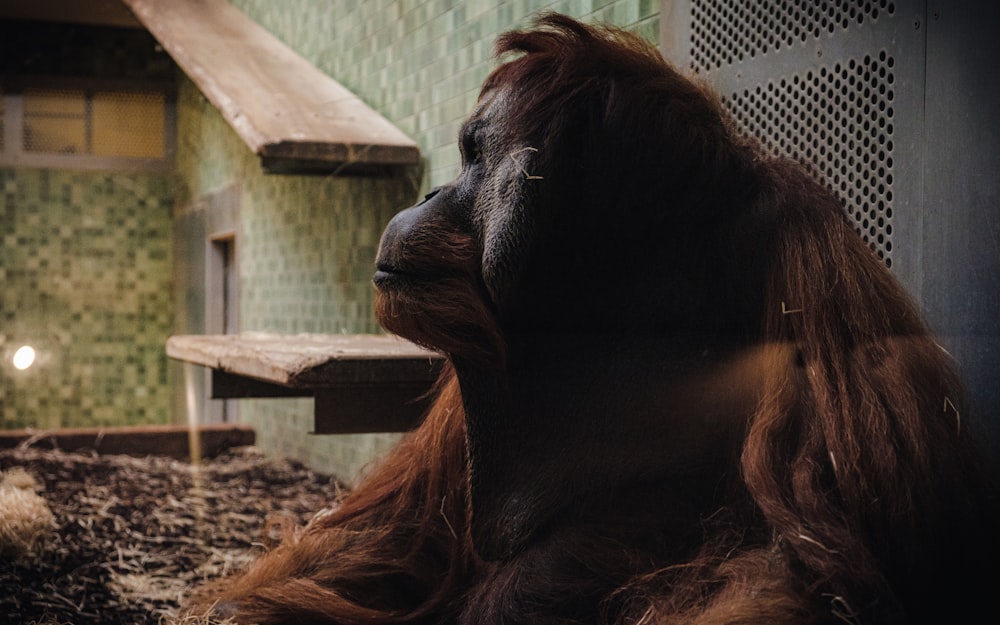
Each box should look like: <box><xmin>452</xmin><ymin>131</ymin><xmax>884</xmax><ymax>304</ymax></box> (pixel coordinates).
<box><xmin>121</xmin><ymin>0</ymin><xmax>420</xmax><ymax>175</ymax></box>
<box><xmin>167</xmin><ymin>333</ymin><xmax>444</xmax><ymax>434</ymax></box>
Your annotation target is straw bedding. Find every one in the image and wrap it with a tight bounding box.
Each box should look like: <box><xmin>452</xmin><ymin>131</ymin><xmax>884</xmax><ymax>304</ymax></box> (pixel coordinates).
<box><xmin>0</xmin><ymin>444</ymin><xmax>342</xmax><ymax>625</ymax></box>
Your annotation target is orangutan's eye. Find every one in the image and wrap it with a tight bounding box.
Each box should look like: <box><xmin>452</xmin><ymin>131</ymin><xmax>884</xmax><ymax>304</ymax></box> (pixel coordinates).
<box><xmin>461</xmin><ymin>124</ymin><xmax>483</xmax><ymax>165</ymax></box>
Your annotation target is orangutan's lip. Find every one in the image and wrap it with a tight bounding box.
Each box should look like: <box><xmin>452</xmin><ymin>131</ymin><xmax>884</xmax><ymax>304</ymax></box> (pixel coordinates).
<box><xmin>373</xmin><ymin>263</ymin><xmax>417</xmax><ymax>289</ymax></box>
<box><xmin>372</xmin><ymin>269</ymin><xmax>397</xmax><ymax>288</ymax></box>
<box><xmin>374</xmin><ymin>263</ymin><xmax>448</xmax><ymax>290</ymax></box>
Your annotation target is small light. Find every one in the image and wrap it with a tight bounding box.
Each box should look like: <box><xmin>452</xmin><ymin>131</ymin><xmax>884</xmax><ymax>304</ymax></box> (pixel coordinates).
<box><xmin>12</xmin><ymin>346</ymin><xmax>36</xmax><ymax>370</ymax></box>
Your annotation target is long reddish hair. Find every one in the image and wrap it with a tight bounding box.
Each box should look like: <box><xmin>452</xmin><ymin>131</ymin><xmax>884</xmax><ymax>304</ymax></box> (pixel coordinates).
<box><xmin>198</xmin><ymin>369</ymin><xmax>475</xmax><ymax>624</ymax></box>
<box><xmin>195</xmin><ymin>14</ymin><xmax>998</xmax><ymax>625</ymax></box>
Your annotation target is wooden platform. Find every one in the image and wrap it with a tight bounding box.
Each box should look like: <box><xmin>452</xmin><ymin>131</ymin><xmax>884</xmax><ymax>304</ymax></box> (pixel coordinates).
<box><xmin>167</xmin><ymin>333</ymin><xmax>445</xmax><ymax>433</ymax></box>
<box><xmin>0</xmin><ymin>424</ymin><xmax>255</xmax><ymax>461</ymax></box>
<box><xmin>121</xmin><ymin>0</ymin><xmax>420</xmax><ymax>175</ymax></box>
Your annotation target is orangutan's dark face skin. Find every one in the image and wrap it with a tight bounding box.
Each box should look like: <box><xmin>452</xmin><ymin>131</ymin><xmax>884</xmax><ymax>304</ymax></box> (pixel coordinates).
<box><xmin>375</xmin><ymin>87</ymin><xmax>540</xmax><ymax>331</ymax></box>
<box><xmin>374</xmin><ymin>87</ymin><xmax>566</xmax><ymax>560</ymax></box>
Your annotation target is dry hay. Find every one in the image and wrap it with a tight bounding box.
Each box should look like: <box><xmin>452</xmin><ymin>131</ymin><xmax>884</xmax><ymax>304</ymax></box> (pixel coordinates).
<box><xmin>1</xmin><ymin>467</ymin><xmax>57</xmax><ymax>561</ymax></box>
<box><xmin>0</xmin><ymin>443</ymin><xmax>344</xmax><ymax>625</ymax></box>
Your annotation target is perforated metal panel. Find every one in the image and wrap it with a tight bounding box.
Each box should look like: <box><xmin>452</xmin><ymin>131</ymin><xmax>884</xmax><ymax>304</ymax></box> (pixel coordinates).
<box><xmin>690</xmin><ymin>1</ymin><xmax>897</xmax><ymax>70</ymax></box>
<box><xmin>661</xmin><ymin>0</ymin><xmax>923</xmax><ymax>277</ymax></box>
<box><xmin>661</xmin><ymin>1</ymin><xmax>1000</xmax><ymax>462</ymax></box>
<box><xmin>722</xmin><ymin>53</ymin><xmax>899</xmax><ymax>265</ymax></box>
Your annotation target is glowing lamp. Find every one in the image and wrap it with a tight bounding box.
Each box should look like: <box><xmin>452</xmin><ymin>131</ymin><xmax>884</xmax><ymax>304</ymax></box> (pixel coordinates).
<box><xmin>12</xmin><ymin>346</ymin><xmax>36</xmax><ymax>370</ymax></box>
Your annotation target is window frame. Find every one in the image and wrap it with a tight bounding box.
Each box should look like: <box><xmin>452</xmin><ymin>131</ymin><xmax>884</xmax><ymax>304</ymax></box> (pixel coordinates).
<box><xmin>0</xmin><ymin>75</ymin><xmax>175</xmax><ymax>173</ymax></box>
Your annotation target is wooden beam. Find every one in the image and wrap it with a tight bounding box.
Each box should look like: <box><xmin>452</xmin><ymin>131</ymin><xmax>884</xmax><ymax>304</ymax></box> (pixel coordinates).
<box><xmin>211</xmin><ymin>369</ymin><xmax>310</xmax><ymax>399</ymax></box>
<box><xmin>314</xmin><ymin>385</ymin><xmax>434</xmax><ymax>434</ymax></box>
<box><xmin>120</xmin><ymin>0</ymin><xmax>420</xmax><ymax>175</ymax></box>
<box><xmin>0</xmin><ymin>424</ymin><xmax>255</xmax><ymax>461</ymax></box>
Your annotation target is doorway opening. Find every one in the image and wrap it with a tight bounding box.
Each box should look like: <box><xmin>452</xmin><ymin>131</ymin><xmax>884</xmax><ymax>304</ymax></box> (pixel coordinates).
<box><xmin>206</xmin><ymin>232</ymin><xmax>238</xmax><ymax>423</ymax></box>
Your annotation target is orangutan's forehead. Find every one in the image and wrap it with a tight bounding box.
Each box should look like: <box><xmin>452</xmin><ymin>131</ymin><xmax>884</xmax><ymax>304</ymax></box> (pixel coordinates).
<box><xmin>462</xmin><ymin>88</ymin><xmax>518</xmax><ymax>149</ymax></box>
<box><xmin>468</xmin><ymin>88</ymin><xmax>510</xmax><ymax>127</ymax></box>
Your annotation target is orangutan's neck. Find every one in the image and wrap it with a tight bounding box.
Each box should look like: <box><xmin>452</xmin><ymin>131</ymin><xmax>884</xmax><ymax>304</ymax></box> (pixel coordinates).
<box><xmin>452</xmin><ymin>332</ymin><xmax>775</xmax><ymax>561</ymax></box>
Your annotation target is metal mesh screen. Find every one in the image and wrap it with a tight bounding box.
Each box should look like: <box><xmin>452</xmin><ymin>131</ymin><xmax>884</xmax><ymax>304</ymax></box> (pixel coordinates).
<box><xmin>663</xmin><ymin>0</ymin><xmax>1000</xmax><ymax>463</ymax></box>
<box><xmin>691</xmin><ymin>1</ymin><xmax>897</xmax><ymax>70</ymax></box>
<box><xmin>683</xmin><ymin>0</ymin><xmax>905</xmax><ymax>267</ymax></box>
<box><xmin>720</xmin><ymin>53</ymin><xmax>897</xmax><ymax>266</ymax></box>
<box><xmin>22</xmin><ymin>89</ymin><xmax>166</xmax><ymax>160</ymax></box>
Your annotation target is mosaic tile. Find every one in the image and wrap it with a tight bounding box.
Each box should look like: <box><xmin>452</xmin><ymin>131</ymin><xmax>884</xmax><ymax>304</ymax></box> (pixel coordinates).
<box><xmin>0</xmin><ymin>169</ymin><xmax>173</xmax><ymax>429</ymax></box>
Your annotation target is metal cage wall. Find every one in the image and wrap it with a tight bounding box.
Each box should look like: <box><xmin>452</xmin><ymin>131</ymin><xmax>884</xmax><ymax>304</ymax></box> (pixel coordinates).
<box><xmin>665</xmin><ymin>0</ymin><xmax>915</xmax><ymax>271</ymax></box>
<box><xmin>661</xmin><ymin>0</ymin><xmax>1000</xmax><ymax>459</ymax></box>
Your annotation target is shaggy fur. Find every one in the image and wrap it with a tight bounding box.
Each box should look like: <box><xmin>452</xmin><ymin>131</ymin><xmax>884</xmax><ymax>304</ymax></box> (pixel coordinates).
<box><xmin>196</xmin><ymin>14</ymin><xmax>998</xmax><ymax>625</ymax></box>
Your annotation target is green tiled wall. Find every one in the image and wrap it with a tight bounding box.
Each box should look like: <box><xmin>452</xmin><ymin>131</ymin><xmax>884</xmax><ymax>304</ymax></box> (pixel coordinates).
<box><xmin>0</xmin><ymin>169</ymin><xmax>173</xmax><ymax>429</ymax></box>
<box><xmin>175</xmin><ymin>0</ymin><xmax>660</xmax><ymax>482</ymax></box>
<box><xmin>231</xmin><ymin>0</ymin><xmax>660</xmax><ymax>188</ymax></box>
<box><xmin>0</xmin><ymin>22</ymin><xmax>175</xmax><ymax>431</ymax></box>
<box><xmin>174</xmin><ymin>81</ymin><xmax>418</xmax><ymax>482</ymax></box>
<box><xmin>174</xmin><ymin>82</ymin><xmax>416</xmax><ymax>336</ymax></box>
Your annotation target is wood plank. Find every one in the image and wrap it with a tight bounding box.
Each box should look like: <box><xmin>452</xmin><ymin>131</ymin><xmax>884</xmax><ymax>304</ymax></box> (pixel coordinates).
<box><xmin>167</xmin><ymin>333</ymin><xmax>443</xmax><ymax>389</ymax></box>
<box><xmin>313</xmin><ymin>385</ymin><xmax>434</xmax><ymax>434</ymax></box>
<box><xmin>120</xmin><ymin>0</ymin><xmax>420</xmax><ymax>174</ymax></box>
<box><xmin>167</xmin><ymin>333</ymin><xmax>444</xmax><ymax>434</ymax></box>
<box><xmin>167</xmin><ymin>332</ymin><xmax>444</xmax><ymax>434</ymax></box>
<box><xmin>211</xmin><ymin>369</ymin><xmax>311</xmax><ymax>399</ymax></box>
<box><xmin>0</xmin><ymin>424</ymin><xmax>255</xmax><ymax>461</ymax></box>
